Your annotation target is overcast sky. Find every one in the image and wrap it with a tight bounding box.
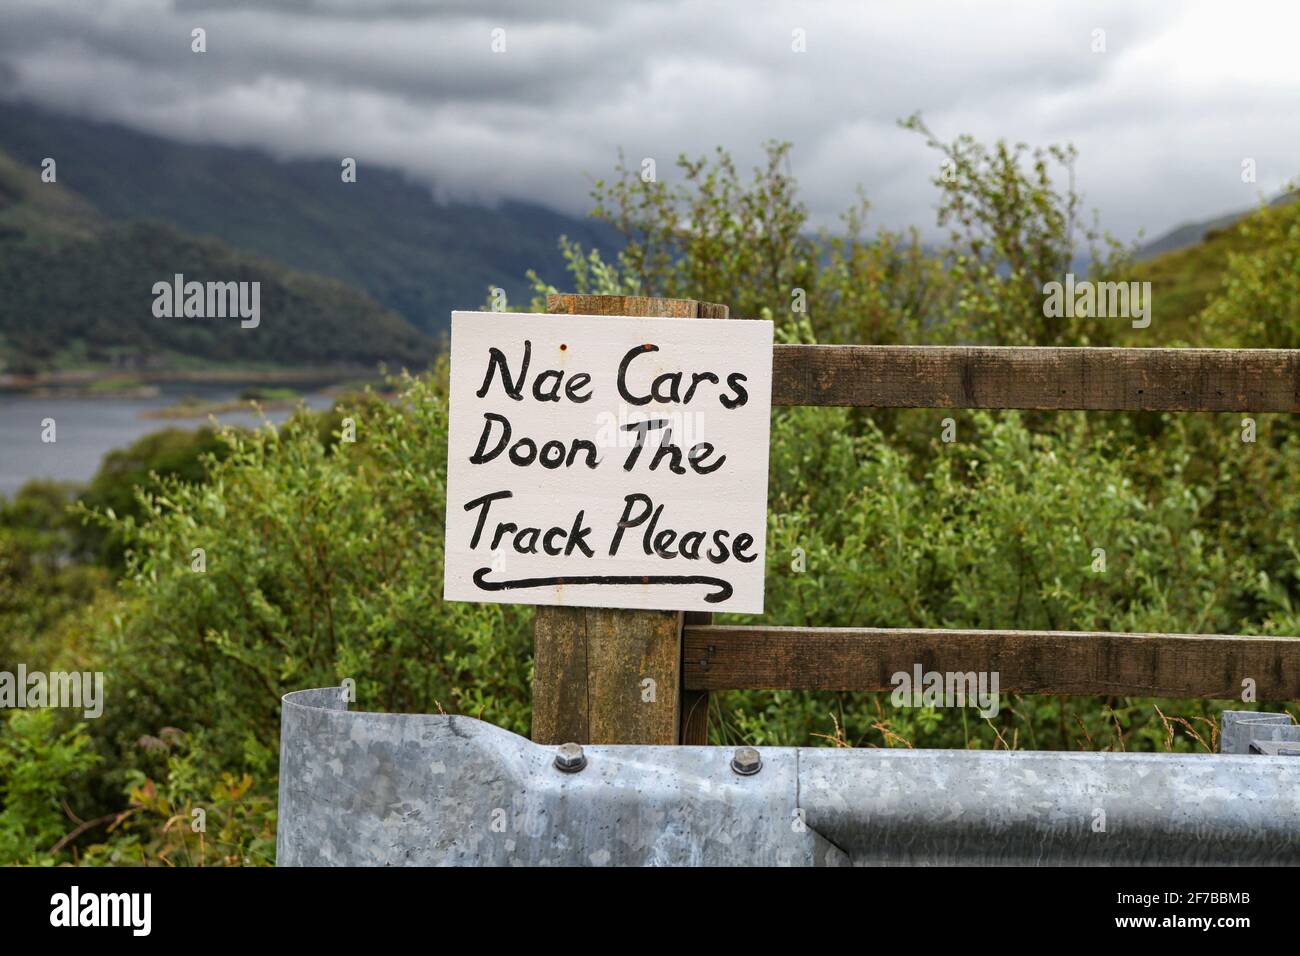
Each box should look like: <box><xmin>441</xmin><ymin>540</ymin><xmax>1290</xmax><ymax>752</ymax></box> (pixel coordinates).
<box><xmin>1</xmin><ymin>0</ymin><xmax>1296</xmax><ymax>244</ymax></box>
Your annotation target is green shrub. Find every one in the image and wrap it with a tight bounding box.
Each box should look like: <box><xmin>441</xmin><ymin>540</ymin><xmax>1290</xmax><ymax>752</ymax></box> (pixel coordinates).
<box><xmin>0</xmin><ymin>710</ymin><xmax>100</xmax><ymax>864</ymax></box>
<box><xmin>78</xmin><ymin>374</ymin><xmax>532</xmax><ymax>770</ymax></box>
<box><xmin>1199</xmin><ymin>197</ymin><xmax>1300</xmax><ymax>348</ymax></box>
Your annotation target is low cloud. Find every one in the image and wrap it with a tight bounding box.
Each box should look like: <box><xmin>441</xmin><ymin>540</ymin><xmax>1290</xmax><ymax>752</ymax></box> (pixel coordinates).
<box><xmin>1</xmin><ymin>0</ymin><xmax>1296</xmax><ymax>242</ymax></box>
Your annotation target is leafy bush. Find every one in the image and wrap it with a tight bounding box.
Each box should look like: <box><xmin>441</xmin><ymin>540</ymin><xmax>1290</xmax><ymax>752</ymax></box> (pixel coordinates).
<box><xmin>76</xmin><ymin>373</ymin><xmax>532</xmax><ymax>770</ymax></box>
<box><xmin>1199</xmin><ymin>196</ymin><xmax>1300</xmax><ymax>348</ymax></box>
<box><xmin>73</xmin><ymin>426</ymin><xmax>230</xmax><ymax>569</ymax></box>
<box><xmin>77</xmin><ymin>727</ymin><xmax>276</xmax><ymax>867</ymax></box>
<box><xmin>0</xmin><ymin>710</ymin><xmax>99</xmax><ymax>864</ymax></box>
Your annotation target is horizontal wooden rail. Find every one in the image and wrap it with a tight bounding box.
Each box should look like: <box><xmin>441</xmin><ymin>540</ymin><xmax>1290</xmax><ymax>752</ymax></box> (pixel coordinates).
<box><xmin>683</xmin><ymin>625</ymin><xmax>1300</xmax><ymax>700</ymax></box>
<box><xmin>772</xmin><ymin>344</ymin><xmax>1300</xmax><ymax>411</ymax></box>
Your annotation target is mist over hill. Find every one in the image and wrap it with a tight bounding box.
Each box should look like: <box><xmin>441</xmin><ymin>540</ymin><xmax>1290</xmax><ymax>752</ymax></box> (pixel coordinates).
<box><xmin>0</xmin><ymin>100</ymin><xmax>620</xmax><ymax>338</ymax></box>
<box><xmin>2</xmin><ymin>96</ymin><xmax>1290</xmax><ymax>375</ymax></box>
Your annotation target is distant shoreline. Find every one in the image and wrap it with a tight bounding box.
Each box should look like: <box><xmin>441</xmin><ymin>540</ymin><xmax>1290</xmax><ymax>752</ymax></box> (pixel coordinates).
<box><xmin>0</xmin><ymin>366</ymin><xmax>387</xmax><ymax>397</ymax></box>
<box><xmin>141</xmin><ymin>398</ymin><xmax>303</xmax><ymax>420</ymax></box>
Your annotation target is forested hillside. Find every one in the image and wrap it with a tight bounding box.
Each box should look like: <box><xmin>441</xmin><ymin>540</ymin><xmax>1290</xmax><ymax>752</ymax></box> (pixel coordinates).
<box><xmin>0</xmin><ymin>148</ymin><xmax>431</xmax><ymax>373</ymax></box>
<box><xmin>0</xmin><ymin>100</ymin><xmax>620</xmax><ymax>336</ymax></box>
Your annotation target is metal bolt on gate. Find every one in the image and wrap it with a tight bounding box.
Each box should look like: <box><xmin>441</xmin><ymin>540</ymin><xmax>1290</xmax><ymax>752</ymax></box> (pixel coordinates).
<box><xmin>554</xmin><ymin>743</ymin><xmax>587</xmax><ymax>773</ymax></box>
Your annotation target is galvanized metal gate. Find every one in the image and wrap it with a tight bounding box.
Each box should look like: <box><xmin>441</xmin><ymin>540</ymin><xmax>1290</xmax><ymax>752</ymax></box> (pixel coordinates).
<box><xmin>278</xmin><ymin>688</ymin><xmax>1300</xmax><ymax>865</ymax></box>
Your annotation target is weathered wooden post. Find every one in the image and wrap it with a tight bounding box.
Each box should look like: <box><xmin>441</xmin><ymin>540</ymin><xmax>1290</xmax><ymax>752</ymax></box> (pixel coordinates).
<box><xmin>531</xmin><ymin>293</ymin><xmax>729</xmax><ymax>746</ymax></box>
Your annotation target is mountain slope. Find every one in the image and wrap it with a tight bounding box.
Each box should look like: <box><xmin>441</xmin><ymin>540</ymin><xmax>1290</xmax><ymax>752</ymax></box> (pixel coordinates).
<box><xmin>1136</xmin><ymin>192</ymin><xmax>1298</xmax><ymax>260</ymax></box>
<box><xmin>1130</xmin><ymin>197</ymin><xmax>1298</xmax><ymax>345</ymax></box>
<box><xmin>0</xmin><ymin>148</ymin><xmax>101</xmax><ymax>247</ymax></box>
<box><xmin>0</xmin><ymin>100</ymin><xmax>621</xmax><ymax>335</ymax></box>
<box><xmin>0</xmin><ymin>146</ymin><xmax>432</xmax><ymax>374</ymax></box>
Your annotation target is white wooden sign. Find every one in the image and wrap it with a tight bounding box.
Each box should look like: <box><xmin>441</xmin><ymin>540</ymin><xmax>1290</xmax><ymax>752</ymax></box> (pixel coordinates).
<box><xmin>443</xmin><ymin>310</ymin><xmax>773</xmax><ymax>613</ymax></box>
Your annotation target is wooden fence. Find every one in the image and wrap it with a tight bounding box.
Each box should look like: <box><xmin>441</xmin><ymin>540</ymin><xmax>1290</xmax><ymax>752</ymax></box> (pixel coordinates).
<box><xmin>531</xmin><ymin>293</ymin><xmax>1300</xmax><ymax>746</ymax></box>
